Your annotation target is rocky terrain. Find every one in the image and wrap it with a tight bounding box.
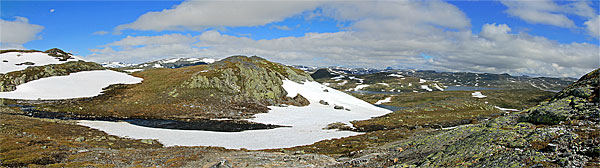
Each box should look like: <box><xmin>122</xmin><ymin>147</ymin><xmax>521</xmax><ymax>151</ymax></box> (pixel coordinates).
<box><xmin>312</xmin><ymin>68</ymin><xmax>446</xmax><ymax>93</ymax></box>
<box><xmin>327</xmin><ymin>68</ymin><xmax>599</xmax><ymax>167</ymax></box>
<box><xmin>306</xmin><ymin>67</ymin><xmax>575</xmax><ymax>92</ymax></box>
<box><xmin>1</xmin><ymin>48</ymin><xmax>597</xmax><ymax>167</ymax></box>
<box><xmin>397</xmin><ymin>70</ymin><xmax>576</xmax><ymax>91</ymax></box>
<box><xmin>17</xmin><ymin>56</ymin><xmax>312</xmax><ymax>123</ymax></box>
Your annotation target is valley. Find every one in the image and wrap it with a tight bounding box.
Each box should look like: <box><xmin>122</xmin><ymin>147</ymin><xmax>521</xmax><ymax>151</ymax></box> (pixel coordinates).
<box><xmin>0</xmin><ymin>49</ymin><xmax>598</xmax><ymax>167</ymax></box>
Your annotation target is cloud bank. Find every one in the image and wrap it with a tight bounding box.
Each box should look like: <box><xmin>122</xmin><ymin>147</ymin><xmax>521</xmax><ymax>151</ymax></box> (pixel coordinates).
<box><xmin>0</xmin><ymin>17</ymin><xmax>44</xmax><ymax>49</ymax></box>
<box><xmin>90</xmin><ymin>1</ymin><xmax>599</xmax><ymax>78</ymax></box>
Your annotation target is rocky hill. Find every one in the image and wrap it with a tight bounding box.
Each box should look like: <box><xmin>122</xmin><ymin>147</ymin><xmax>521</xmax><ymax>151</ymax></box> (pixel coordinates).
<box><xmin>0</xmin><ymin>49</ymin><xmax>106</xmax><ymax>92</ymax></box>
<box><xmin>33</xmin><ymin>56</ymin><xmax>313</xmax><ymax>121</ymax></box>
<box><xmin>332</xmin><ymin>67</ymin><xmax>599</xmax><ymax>167</ymax></box>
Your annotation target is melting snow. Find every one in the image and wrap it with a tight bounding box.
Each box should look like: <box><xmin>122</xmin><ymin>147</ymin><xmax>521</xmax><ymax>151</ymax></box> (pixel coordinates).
<box><xmin>374</xmin><ymin>97</ymin><xmax>392</xmax><ymax>105</ymax></box>
<box><xmin>348</xmin><ymin>76</ymin><xmax>364</xmax><ymax>83</ymax></box>
<box><xmin>353</xmin><ymin>84</ymin><xmax>370</xmax><ymax>91</ymax></box>
<box><xmin>124</xmin><ymin>69</ymin><xmax>144</xmax><ymax>73</ymax></box>
<box><xmin>471</xmin><ymin>92</ymin><xmax>487</xmax><ymax>98</ymax></box>
<box><xmin>78</xmin><ymin>80</ymin><xmax>391</xmax><ymax>150</ymax></box>
<box><xmin>387</xmin><ymin>74</ymin><xmax>404</xmax><ymax>78</ymax></box>
<box><xmin>0</xmin><ymin>70</ymin><xmax>142</xmax><ymax>100</ymax></box>
<box><xmin>494</xmin><ymin>106</ymin><xmax>519</xmax><ymax>112</ymax></box>
<box><xmin>331</xmin><ymin>75</ymin><xmax>345</xmax><ymax>80</ymax></box>
<box><xmin>377</xmin><ymin>83</ymin><xmax>389</xmax><ymax>87</ymax></box>
<box><xmin>419</xmin><ymin>79</ymin><xmax>426</xmax><ymax>83</ymax></box>
<box><xmin>1</xmin><ymin>52</ymin><xmax>83</xmax><ymax>73</ymax></box>
<box><xmin>433</xmin><ymin>83</ymin><xmax>444</xmax><ymax>91</ymax></box>
<box><xmin>421</xmin><ymin>85</ymin><xmax>432</xmax><ymax>91</ymax></box>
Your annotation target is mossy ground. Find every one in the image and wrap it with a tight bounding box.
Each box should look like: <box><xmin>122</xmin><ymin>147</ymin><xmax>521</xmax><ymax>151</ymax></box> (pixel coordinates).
<box><xmin>353</xmin><ymin>89</ymin><xmax>554</xmax><ymax>110</ymax></box>
<box><xmin>0</xmin><ymin>107</ymin><xmax>161</xmax><ymax>167</ymax></box>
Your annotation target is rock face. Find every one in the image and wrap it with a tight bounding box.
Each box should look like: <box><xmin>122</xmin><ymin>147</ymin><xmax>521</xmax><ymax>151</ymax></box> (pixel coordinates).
<box><xmin>311</xmin><ymin>68</ymin><xmax>336</xmax><ymax>79</ymax></box>
<box><xmin>44</xmin><ymin>48</ymin><xmax>74</xmax><ymax>61</ymax></box>
<box><xmin>524</xmin><ymin>68</ymin><xmax>599</xmax><ymax>125</ymax></box>
<box><xmin>181</xmin><ymin>56</ymin><xmax>313</xmax><ymax>106</ymax></box>
<box><xmin>0</xmin><ymin>61</ymin><xmax>105</xmax><ymax>92</ymax></box>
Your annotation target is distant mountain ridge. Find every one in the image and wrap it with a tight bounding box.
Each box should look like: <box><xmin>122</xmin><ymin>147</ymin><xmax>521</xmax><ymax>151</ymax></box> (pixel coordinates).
<box><xmin>102</xmin><ymin>57</ymin><xmax>216</xmax><ymax>70</ymax></box>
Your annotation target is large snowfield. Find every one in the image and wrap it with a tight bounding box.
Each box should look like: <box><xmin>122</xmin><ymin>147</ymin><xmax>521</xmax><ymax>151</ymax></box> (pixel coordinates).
<box><xmin>79</xmin><ymin>80</ymin><xmax>392</xmax><ymax>150</ymax></box>
<box><xmin>0</xmin><ymin>52</ymin><xmax>83</xmax><ymax>73</ymax></box>
<box><xmin>0</xmin><ymin>70</ymin><xmax>142</xmax><ymax>100</ymax></box>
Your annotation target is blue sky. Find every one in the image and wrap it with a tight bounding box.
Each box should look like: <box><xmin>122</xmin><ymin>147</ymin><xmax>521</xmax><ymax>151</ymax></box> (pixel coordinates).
<box><xmin>1</xmin><ymin>1</ymin><xmax>598</xmax><ymax>77</ymax></box>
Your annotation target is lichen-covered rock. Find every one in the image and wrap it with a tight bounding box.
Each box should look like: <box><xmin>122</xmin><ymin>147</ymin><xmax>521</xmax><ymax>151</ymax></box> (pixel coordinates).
<box><xmin>524</xmin><ymin>68</ymin><xmax>599</xmax><ymax>125</ymax></box>
<box><xmin>334</xmin><ymin>68</ymin><xmax>600</xmax><ymax>168</ymax></box>
<box><xmin>323</xmin><ymin>122</ymin><xmax>353</xmax><ymax>131</ymax></box>
<box><xmin>292</xmin><ymin>94</ymin><xmax>310</xmax><ymax>106</ymax></box>
<box><xmin>44</xmin><ymin>48</ymin><xmax>73</xmax><ymax>61</ymax></box>
<box><xmin>181</xmin><ymin>56</ymin><xmax>313</xmax><ymax>107</ymax></box>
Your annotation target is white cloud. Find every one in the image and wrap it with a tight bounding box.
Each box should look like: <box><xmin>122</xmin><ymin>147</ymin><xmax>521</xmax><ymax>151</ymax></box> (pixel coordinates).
<box><xmin>480</xmin><ymin>23</ymin><xmax>512</xmax><ymax>41</ymax></box>
<box><xmin>106</xmin><ymin>34</ymin><xmax>195</xmax><ymax>46</ymax></box>
<box><xmin>584</xmin><ymin>15</ymin><xmax>600</xmax><ymax>38</ymax></box>
<box><xmin>92</xmin><ymin>31</ymin><xmax>109</xmax><ymax>35</ymax></box>
<box><xmin>88</xmin><ymin>34</ymin><xmax>199</xmax><ymax>63</ymax></box>
<box><xmin>0</xmin><ymin>16</ymin><xmax>44</xmax><ymax>49</ymax></box>
<box><xmin>50</xmin><ymin>9</ymin><xmax>55</xmax><ymax>13</ymax></box>
<box><xmin>92</xmin><ymin>1</ymin><xmax>599</xmax><ymax>78</ymax></box>
<box><xmin>500</xmin><ymin>0</ymin><xmax>597</xmax><ymax>29</ymax></box>
<box><xmin>271</xmin><ymin>25</ymin><xmax>292</xmax><ymax>31</ymax></box>
<box><xmin>114</xmin><ymin>1</ymin><xmax>321</xmax><ymax>32</ymax></box>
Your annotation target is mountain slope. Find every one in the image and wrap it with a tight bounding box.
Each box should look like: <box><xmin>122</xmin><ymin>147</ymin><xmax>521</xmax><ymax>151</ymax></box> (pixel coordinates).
<box><xmin>0</xmin><ymin>49</ymin><xmax>107</xmax><ymax>92</ymax></box>
<box><xmin>334</xmin><ymin>67</ymin><xmax>599</xmax><ymax>167</ymax></box>
<box><xmin>39</xmin><ymin>56</ymin><xmax>314</xmax><ymax>120</ymax></box>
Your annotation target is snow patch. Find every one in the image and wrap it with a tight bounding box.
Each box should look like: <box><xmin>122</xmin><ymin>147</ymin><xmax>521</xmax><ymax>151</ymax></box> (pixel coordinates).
<box><xmin>387</xmin><ymin>74</ymin><xmax>404</xmax><ymax>78</ymax></box>
<box><xmin>433</xmin><ymin>83</ymin><xmax>444</xmax><ymax>91</ymax></box>
<box><xmin>374</xmin><ymin>97</ymin><xmax>392</xmax><ymax>105</ymax></box>
<box><xmin>331</xmin><ymin>75</ymin><xmax>345</xmax><ymax>80</ymax></box>
<box><xmin>1</xmin><ymin>52</ymin><xmax>83</xmax><ymax>73</ymax></box>
<box><xmin>471</xmin><ymin>92</ymin><xmax>487</xmax><ymax>98</ymax></box>
<box><xmin>0</xmin><ymin>70</ymin><xmax>142</xmax><ymax>100</ymax></box>
<box><xmin>79</xmin><ymin>80</ymin><xmax>390</xmax><ymax>150</ymax></box>
<box><xmin>421</xmin><ymin>85</ymin><xmax>432</xmax><ymax>91</ymax></box>
<box><xmin>353</xmin><ymin>84</ymin><xmax>370</xmax><ymax>91</ymax></box>
<box><xmin>348</xmin><ymin>76</ymin><xmax>364</xmax><ymax>83</ymax></box>
<box><xmin>419</xmin><ymin>79</ymin><xmax>426</xmax><ymax>83</ymax></box>
<box><xmin>377</xmin><ymin>83</ymin><xmax>389</xmax><ymax>87</ymax></box>
<box><xmin>124</xmin><ymin>69</ymin><xmax>144</xmax><ymax>73</ymax></box>
<box><xmin>494</xmin><ymin>106</ymin><xmax>519</xmax><ymax>112</ymax></box>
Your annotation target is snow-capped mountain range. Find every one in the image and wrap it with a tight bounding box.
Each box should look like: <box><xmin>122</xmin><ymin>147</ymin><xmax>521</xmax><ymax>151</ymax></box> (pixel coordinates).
<box><xmin>101</xmin><ymin>57</ymin><xmax>216</xmax><ymax>69</ymax></box>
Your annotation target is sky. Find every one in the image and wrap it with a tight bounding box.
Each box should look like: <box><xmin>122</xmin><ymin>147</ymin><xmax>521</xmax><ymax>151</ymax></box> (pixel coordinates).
<box><xmin>1</xmin><ymin>0</ymin><xmax>599</xmax><ymax>78</ymax></box>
